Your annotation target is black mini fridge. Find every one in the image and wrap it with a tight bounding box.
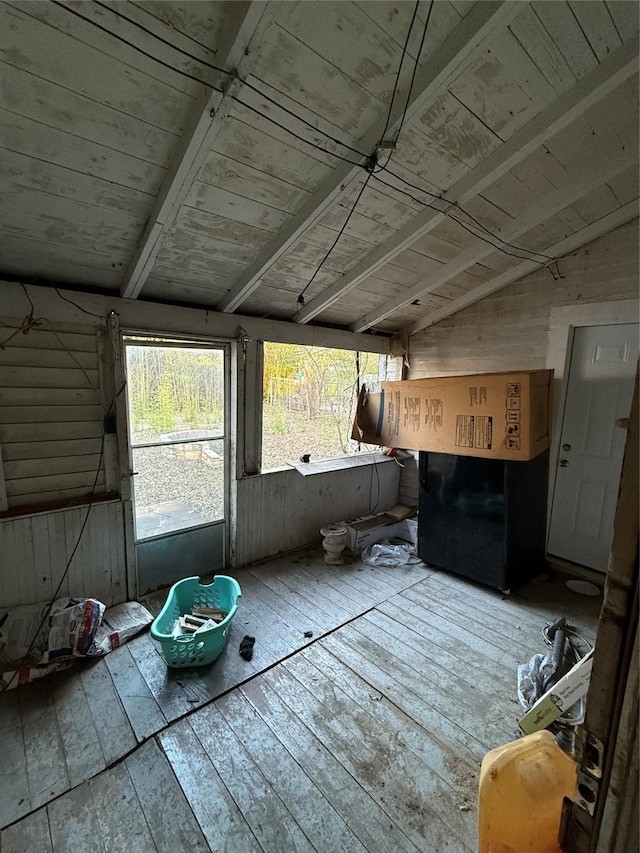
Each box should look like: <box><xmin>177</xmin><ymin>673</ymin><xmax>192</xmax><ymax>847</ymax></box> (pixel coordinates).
<box><xmin>418</xmin><ymin>450</ymin><xmax>549</xmax><ymax>593</ymax></box>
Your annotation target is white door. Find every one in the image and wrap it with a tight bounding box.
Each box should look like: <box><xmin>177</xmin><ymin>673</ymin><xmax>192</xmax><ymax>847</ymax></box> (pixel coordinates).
<box><xmin>548</xmin><ymin>323</ymin><xmax>638</xmax><ymax>571</ymax></box>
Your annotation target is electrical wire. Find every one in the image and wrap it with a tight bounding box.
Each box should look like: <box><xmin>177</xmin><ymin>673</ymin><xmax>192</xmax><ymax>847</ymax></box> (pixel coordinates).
<box><xmin>297</xmin><ymin>170</ymin><xmax>374</xmax><ymax>306</ymax></box>
<box><xmin>48</xmin><ymin>0</ymin><xmax>223</xmax><ymax>92</ymax></box>
<box><xmin>232</xmin><ymin>96</ymin><xmax>364</xmax><ymax>167</ymax></box>
<box><xmin>4</xmin><ymin>428</ymin><xmax>107</xmax><ymax>691</ymax></box>
<box><xmin>382</xmin><ymin>166</ymin><xmax>556</xmax><ymax>262</ymax></box>
<box><xmin>370</xmin><ymin>171</ymin><xmax>556</xmax><ymax>264</ymax></box>
<box><xmin>379</xmin><ymin>0</ymin><xmax>421</xmax><ymax>144</ymax></box>
<box><xmin>392</xmin><ymin>0</ymin><xmax>434</xmax><ymax>146</ymax></box>
<box><xmin>46</xmin><ymin>1</ymin><xmax>557</xmax><ymax>280</ymax></box>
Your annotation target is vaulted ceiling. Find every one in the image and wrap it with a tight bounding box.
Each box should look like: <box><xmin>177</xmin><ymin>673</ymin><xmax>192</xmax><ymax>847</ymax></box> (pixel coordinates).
<box><xmin>1</xmin><ymin>0</ymin><xmax>638</xmax><ymax>338</ymax></box>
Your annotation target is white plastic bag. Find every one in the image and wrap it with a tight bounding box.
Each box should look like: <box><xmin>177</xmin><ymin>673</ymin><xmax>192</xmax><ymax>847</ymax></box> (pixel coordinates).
<box><xmin>361</xmin><ymin>540</ymin><xmax>422</xmax><ymax>567</ymax></box>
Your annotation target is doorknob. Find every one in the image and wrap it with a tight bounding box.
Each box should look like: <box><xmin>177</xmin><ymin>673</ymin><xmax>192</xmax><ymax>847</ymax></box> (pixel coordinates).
<box><xmin>559</xmin><ymin>459</ymin><xmax>569</xmax><ymax>468</ymax></box>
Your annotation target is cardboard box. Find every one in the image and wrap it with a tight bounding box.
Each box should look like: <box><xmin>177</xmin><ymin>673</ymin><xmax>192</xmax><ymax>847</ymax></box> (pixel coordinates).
<box><xmin>352</xmin><ymin>370</ymin><xmax>552</xmax><ymax>461</ymax></box>
<box><xmin>518</xmin><ymin>649</ymin><xmax>594</xmax><ymax>735</ymax></box>
<box><xmin>346</xmin><ymin>513</ymin><xmax>417</xmax><ymax>552</ymax></box>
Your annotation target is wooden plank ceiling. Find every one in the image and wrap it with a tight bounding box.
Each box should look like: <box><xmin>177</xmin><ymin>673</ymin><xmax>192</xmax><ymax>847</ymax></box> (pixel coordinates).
<box><xmin>0</xmin><ymin>0</ymin><xmax>638</xmax><ymax>338</ymax></box>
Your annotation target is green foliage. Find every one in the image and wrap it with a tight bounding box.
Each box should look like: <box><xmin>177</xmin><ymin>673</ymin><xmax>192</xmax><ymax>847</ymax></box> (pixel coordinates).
<box><xmin>126</xmin><ymin>345</ymin><xmax>224</xmax><ymax>440</ymax></box>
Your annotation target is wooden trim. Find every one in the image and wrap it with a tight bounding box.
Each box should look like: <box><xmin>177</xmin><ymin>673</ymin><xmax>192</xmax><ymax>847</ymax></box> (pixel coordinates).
<box><xmin>545</xmin><ymin>298</ymin><xmax>639</xmax><ymax>538</ymax></box>
<box><xmin>0</xmin><ymin>491</ymin><xmax>119</xmax><ymax>520</ymax></box>
<box><xmin>0</xmin><ymin>282</ymin><xmax>392</xmax><ymax>355</ymax></box>
<box><xmin>291</xmin><ymin>34</ymin><xmax>639</xmax><ymax>328</ymax></box>
<box><xmin>219</xmin><ymin>1</ymin><xmax>520</xmax><ymax>315</ymax></box>
<box><xmin>0</xmin><ymin>440</ymin><xmax>11</xmax><ymax>512</ymax></box>
<box><xmin>353</xmin><ymin>150</ymin><xmax>637</xmax><ymax>331</ymax></box>
<box><xmin>108</xmin><ymin>313</ymin><xmax>138</xmax><ymax>600</ymax></box>
<box><xmin>409</xmin><ymin>205</ymin><xmax>639</xmax><ymax>336</ymax></box>
<box><xmin>120</xmin><ymin>1</ymin><xmax>268</xmax><ymax>300</ymax></box>
<box><xmin>561</xmin><ymin>371</ymin><xmax>639</xmax><ymax>852</ymax></box>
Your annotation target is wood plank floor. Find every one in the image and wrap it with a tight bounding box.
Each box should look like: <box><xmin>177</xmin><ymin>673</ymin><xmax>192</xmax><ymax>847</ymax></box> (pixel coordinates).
<box><xmin>0</xmin><ymin>548</ymin><xmax>601</xmax><ymax>851</ymax></box>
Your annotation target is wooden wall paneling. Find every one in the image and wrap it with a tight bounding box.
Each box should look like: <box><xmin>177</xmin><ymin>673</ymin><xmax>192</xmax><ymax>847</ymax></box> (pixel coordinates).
<box><xmin>0</xmin><ymin>439</ymin><xmax>7</xmax><ymax>512</ymax></box>
<box><xmin>233</xmin><ymin>459</ymin><xmax>400</xmax><ymax>567</ymax></box>
<box><xmin>0</xmin><ymin>500</ymin><xmax>126</xmax><ymax>608</ymax></box>
<box><xmin>408</xmin><ymin>218</ymin><xmax>638</xmax><ymax>375</ymax></box>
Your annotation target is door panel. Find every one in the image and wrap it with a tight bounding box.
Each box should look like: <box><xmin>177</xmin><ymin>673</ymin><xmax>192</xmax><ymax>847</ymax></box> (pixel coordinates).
<box><xmin>548</xmin><ymin>323</ymin><xmax>638</xmax><ymax>570</ymax></box>
<box><xmin>124</xmin><ymin>340</ymin><xmax>228</xmax><ymax>591</ymax></box>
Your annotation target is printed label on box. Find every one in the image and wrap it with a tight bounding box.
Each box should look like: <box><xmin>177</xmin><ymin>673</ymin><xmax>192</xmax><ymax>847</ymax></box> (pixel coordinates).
<box><xmin>507</xmin><ymin>383</ymin><xmax>521</xmax><ymax>396</ymax></box>
<box><xmin>455</xmin><ymin>415</ymin><xmax>493</xmax><ymax>449</ymax></box>
<box><xmin>456</xmin><ymin>415</ymin><xmax>475</xmax><ymax>447</ymax></box>
<box><xmin>425</xmin><ymin>397</ymin><xmax>444</xmax><ymax>431</ymax></box>
<box><xmin>468</xmin><ymin>386</ymin><xmax>488</xmax><ymax>406</ymax></box>
<box><xmin>403</xmin><ymin>395</ymin><xmax>421</xmax><ymax>431</ymax></box>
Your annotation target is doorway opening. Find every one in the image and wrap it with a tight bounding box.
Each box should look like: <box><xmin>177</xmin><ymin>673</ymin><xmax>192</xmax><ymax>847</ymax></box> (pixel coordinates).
<box><xmin>123</xmin><ymin>337</ymin><xmax>229</xmax><ymax>591</ymax></box>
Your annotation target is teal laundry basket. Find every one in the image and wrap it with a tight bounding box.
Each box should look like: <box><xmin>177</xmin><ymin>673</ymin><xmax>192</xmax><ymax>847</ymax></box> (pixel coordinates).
<box><xmin>150</xmin><ymin>575</ymin><xmax>241</xmax><ymax>668</ymax></box>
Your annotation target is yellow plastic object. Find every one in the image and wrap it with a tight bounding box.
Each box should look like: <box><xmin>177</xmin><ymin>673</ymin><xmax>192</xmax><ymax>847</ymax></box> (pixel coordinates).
<box><xmin>478</xmin><ymin>730</ymin><xmax>577</xmax><ymax>853</ymax></box>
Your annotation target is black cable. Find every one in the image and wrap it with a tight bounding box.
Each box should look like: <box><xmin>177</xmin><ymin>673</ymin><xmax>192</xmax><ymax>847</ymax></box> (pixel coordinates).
<box><xmin>393</xmin><ymin>0</ymin><xmax>434</xmax><ymax>146</ymax></box>
<box><xmin>56</xmin><ymin>0</ymin><xmax>370</xmax><ymax>163</ymax></box>
<box><xmin>383</xmin><ymin>166</ymin><xmax>555</xmax><ymax>261</ymax></box>
<box><xmin>48</xmin><ymin>0</ymin><xmax>223</xmax><ymax>92</ymax></box>
<box><xmin>379</xmin><ymin>0</ymin><xmax>421</xmax><ymax>143</ymax></box>
<box><xmin>370</xmin><ymin>171</ymin><xmax>555</xmax><ymax>263</ymax></box>
<box><xmin>48</xmin><ymin>0</ymin><xmax>555</xmax><ymax>271</ymax></box>
<box><xmin>297</xmin><ymin>170</ymin><xmax>375</xmax><ymax>306</ymax></box>
<box><xmin>93</xmin><ymin>0</ymin><xmax>230</xmax><ymax>77</ymax></box>
<box><xmin>4</xmin><ymin>429</ymin><xmax>108</xmax><ymax>691</ymax></box>
<box><xmin>232</xmin><ymin>97</ymin><xmax>364</xmax><ymax>167</ymax></box>
<box><xmin>242</xmin><ymin>79</ymin><xmax>369</xmax><ymax>160</ymax></box>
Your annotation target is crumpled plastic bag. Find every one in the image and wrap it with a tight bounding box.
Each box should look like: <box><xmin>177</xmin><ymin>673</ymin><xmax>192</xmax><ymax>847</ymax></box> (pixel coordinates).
<box><xmin>517</xmin><ymin>652</ymin><xmax>556</xmax><ymax>711</ymax></box>
<box><xmin>517</xmin><ymin>650</ymin><xmax>586</xmax><ymax>727</ymax></box>
<box><xmin>361</xmin><ymin>539</ymin><xmax>423</xmax><ymax>567</ymax></box>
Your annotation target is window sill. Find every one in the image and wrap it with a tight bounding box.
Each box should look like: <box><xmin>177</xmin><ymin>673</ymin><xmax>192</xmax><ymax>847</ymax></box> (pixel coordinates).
<box><xmin>262</xmin><ymin>451</ymin><xmax>396</xmax><ymax>477</ymax></box>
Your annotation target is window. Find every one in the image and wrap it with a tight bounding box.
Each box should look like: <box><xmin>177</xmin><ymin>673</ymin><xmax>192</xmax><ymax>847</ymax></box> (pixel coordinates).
<box><xmin>262</xmin><ymin>343</ymin><xmax>393</xmax><ymax>470</ymax></box>
<box><xmin>125</xmin><ymin>340</ymin><xmax>227</xmax><ymax>540</ymax></box>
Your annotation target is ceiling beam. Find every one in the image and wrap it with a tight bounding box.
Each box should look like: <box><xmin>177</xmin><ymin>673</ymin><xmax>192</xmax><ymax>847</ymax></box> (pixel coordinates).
<box><xmin>120</xmin><ymin>1</ymin><xmax>266</xmax><ymax>300</ymax></box>
<box><xmin>292</xmin><ymin>34</ymin><xmax>638</xmax><ymax>328</ymax></box>
<box><xmin>409</xmin><ymin>201</ymin><xmax>639</xmax><ymax>337</ymax></box>
<box><xmin>216</xmin><ymin>0</ymin><xmax>521</xmax><ymax>314</ymax></box>
<box><xmin>351</xmin><ymin>148</ymin><xmax>637</xmax><ymax>332</ymax></box>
